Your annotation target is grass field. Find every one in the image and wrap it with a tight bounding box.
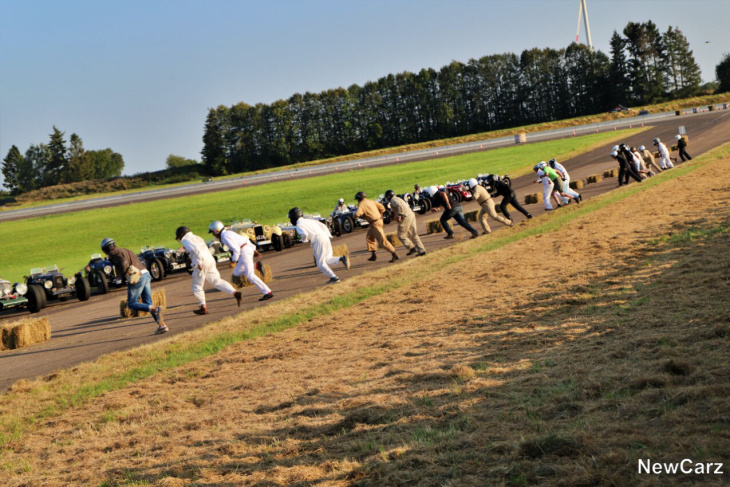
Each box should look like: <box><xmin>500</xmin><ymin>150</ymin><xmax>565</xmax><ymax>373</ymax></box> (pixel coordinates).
<box><xmin>1</xmin><ymin>143</ymin><xmax>728</xmax><ymax>485</ymax></box>
<box><xmin>0</xmin><ymin>129</ymin><xmax>642</xmax><ymax>282</ymax></box>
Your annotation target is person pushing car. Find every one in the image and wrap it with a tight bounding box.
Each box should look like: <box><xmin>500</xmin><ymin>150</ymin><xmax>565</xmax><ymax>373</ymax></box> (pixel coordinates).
<box><xmin>354</xmin><ymin>191</ymin><xmax>400</xmax><ymax>263</ymax></box>
<box><xmin>288</xmin><ymin>207</ymin><xmax>350</xmax><ymax>284</ymax></box>
<box><xmin>209</xmin><ymin>221</ymin><xmax>273</xmax><ymax>302</ymax></box>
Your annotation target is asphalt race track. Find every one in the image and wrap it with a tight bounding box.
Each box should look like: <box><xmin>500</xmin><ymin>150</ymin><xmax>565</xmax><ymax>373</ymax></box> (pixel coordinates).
<box><xmin>1</xmin><ymin>109</ymin><xmax>728</xmax><ymax>390</ymax></box>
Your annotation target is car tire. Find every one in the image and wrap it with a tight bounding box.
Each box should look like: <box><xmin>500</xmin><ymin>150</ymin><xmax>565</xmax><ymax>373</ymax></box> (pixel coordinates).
<box><xmin>423</xmin><ymin>198</ymin><xmax>432</xmax><ymax>212</ymax></box>
<box><xmin>452</xmin><ymin>190</ymin><xmax>462</xmax><ymax>203</ymax></box>
<box><xmin>90</xmin><ymin>270</ymin><xmax>109</xmax><ymax>295</ymax></box>
<box><xmin>75</xmin><ymin>276</ymin><xmax>91</xmax><ymax>302</ymax></box>
<box><xmin>26</xmin><ymin>284</ymin><xmax>45</xmax><ymax>313</ymax></box>
<box><xmin>271</xmin><ymin>234</ymin><xmax>282</xmax><ymax>252</ymax></box>
<box><xmin>148</xmin><ymin>259</ymin><xmax>165</xmax><ymax>281</ymax></box>
<box><xmin>341</xmin><ymin>216</ymin><xmax>354</xmax><ymax>234</ymax></box>
<box><xmin>383</xmin><ymin>211</ymin><xmax>391</xmax><ymax>225</ymax></box>
<box><xmin>503</xmin><ymin>176</ymin><xmax>512</xmax><ymax>188</ymax></box>
<box><xmin>283</xmin><ymin>233</ymin><xmax>292</xmax><ymax>248</ymax></box>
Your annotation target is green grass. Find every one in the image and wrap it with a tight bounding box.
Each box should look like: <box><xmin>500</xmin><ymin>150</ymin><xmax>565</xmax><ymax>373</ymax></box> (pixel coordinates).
<box><xmin>0</xmin><ymin>130</ymin><xmax>641</xmax><ymax>282</ymax></box>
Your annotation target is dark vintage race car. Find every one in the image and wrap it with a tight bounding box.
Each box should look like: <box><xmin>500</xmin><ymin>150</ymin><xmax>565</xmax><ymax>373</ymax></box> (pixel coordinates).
<box><xmin>25</xmin><ymin>265</ymin><xmax>91</xmax><ymax>304</ymax></box>
<box><xmin>138</xmin><ymin>246</ymin><xmax>189</xmax><ymax>281</ymax></box>
<box><xmin>330</xmin><ymin>205</ymin><xmax>371</xmax><ymax>235</ymax></box>
<box><xmin>0</xmin><ymin>278</ymin><xmax>45</xmax><ymax>313</ymax></box>
<box><xmin>476</xmin><ymin>173</ymin><xmax>512</xmax><ymax>190</ymax></box>
<box><xmin>399</xmin><ymin>192</ymin><xmax>432</xmax><ymax>214</ymax></box>
<box><xmin>85</xmin><ymin>253</ymin><xmax>124</xmax><ymax>294</ymax></box>
<box><xmin>270</xmin><ymin>223</ymin><xmax>300</xmax><ymax>251</ymax></box>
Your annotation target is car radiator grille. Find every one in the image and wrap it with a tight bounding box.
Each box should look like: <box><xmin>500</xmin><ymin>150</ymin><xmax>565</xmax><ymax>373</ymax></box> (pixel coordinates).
<box><xmin>53</xmin><ymin>276</ymin><xmax>65</xmax><ymax>288</ymax></box>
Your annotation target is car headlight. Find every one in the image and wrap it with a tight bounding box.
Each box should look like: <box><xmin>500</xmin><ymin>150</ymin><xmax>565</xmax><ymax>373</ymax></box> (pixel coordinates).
<box><xmin>0</xmin><ymin>281</ymin><xmax>11</xmax><ymax>295</ymax></box>
<box><xmin>68</xmin><ymin>276</ymin><xmax>76</xmax><ymax>285</ymax></box>
<box><xmin>44</xmin><ymin>280</ymin><xmax>53</xmax><ymax>290</ymax></box>
<box><xmin>104</xmin><ymin>265</ymin><xmax>112</xmax><ymax>275</ymax></box>
<box><xmin>164</xmin><ymin>250</ymin><xmax>172</xmax><ymax>260</ymax></box>
<box><xmin>15</xmin><ymin>283</ymin><xmax>28</xmax><ymax>296</ymax></box>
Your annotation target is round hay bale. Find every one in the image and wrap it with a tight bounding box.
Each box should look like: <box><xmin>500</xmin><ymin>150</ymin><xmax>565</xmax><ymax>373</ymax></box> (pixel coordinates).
<box><xmin>569</xmin><ymin>180</ymin><xmax>584</xmax><ymax>190</ymax></box>
<box><xmin>386</xmin><ymin>232</ymin><xmax>402</xmax><ymax>248</ymax></box>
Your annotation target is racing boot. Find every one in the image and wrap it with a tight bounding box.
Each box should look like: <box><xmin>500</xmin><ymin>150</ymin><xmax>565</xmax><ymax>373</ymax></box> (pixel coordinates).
<box><xmin>368</xmin><ymin>251</ymin><xmax>377</xmax><ymax>261</ymax></box>
<box><xmin>194</xmin><ymin>305</ymin><xmax>209</xmax><ymax>315</ymax></box>
<box><xmin>234</xmin><ymin>291</ymin><xmax>242</xmax><ymax>307</ymax></box>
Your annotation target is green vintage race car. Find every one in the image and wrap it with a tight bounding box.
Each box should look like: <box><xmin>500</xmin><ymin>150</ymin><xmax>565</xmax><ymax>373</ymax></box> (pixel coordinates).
<box><xmin>0</xmin><ymin>278</ymin><xmax>45</xmax><ymax>313</ymax></box>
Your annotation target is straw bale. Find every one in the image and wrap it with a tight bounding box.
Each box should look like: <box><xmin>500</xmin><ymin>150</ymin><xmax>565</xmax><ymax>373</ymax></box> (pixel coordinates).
<box><xmin>385</xmin><ymin>233</ymin><xmax>403</xmax><ymax>248</ymax></box>
<box><xmin>602</xmin><ymin>169</ymin><xmax>617</xmax><ymax>178</ymax></box>
<box><xmin>464</xmin><ymin>210</ymin><xmax>478</xmax><ymax>222</ymax></box>
<box><xmin>332</xmin><ymin>244</ymin><xmax>349</xmax><ymax>258</ymax></box>
<box><xmin>525</xmin><ymin>193</ymin><xmax>539</xmax><ymax>205</ymax></box>
<box><xmin>233</xmin><ymin>264</ymin><xmax>274</xmax><ymax>288</ymax></box>
<box><xmin>586</xmin><ymin>174</ymin><xmax>603</xmax><ymax>184</ymax></box>
<box><xmin>496</xmin><ymin>203</ymin><xmax>513</xmax><ymax>214</ymax></box>
<box><xmin>569</xmin><ymin>179</ymin><xmax>585</xmax><ymax>190</ymax></box>
<box><xmin>119</xmin><ymin>288</ymin><xmax>167</xmax><ymax>318</ymax></box>
<box><xmin>0</xmin><ymin>317</ymin><xmax>51</xmax><ymax>350</ymax></box>
<box><xmin>426</xmin><ymin>220</ymin><xmax>443</xmax><ymax>234</ymax></box>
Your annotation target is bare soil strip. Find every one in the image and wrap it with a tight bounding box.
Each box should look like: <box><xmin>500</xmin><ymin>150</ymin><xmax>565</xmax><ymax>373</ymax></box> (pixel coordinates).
<box><xmin>2</xmin><ymin>150</ymin><xmax>729</xmax><ymax>485</ymax></box>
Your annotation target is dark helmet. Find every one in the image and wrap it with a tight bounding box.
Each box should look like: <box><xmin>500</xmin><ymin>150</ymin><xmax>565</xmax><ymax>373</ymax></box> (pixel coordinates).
<box><xmin>384</xmin><ymin>189</ymin><xmax>395</xmax><ymax>201</ymax></box>
<box><xmin>100</xmin><ymin>237</ymin><xmax>116</xmax><ymax>254</ymax></box>
<box><xmin>288</xmin><ymin>207</ymin><xmax>303</xmax><ymax>226</ymax></box>
<box><xmin>548</xmin><ymin>158</ymin><xmax>557</xmax><ymax>168</ymax></box>
<box><xmin>485</xmin><ymin>174</ymin><xmax>495</xmax><ymax>184</ymax></box>
<box><xmin>175</xmin><ymin>226</ymin><xmax>191</xmax><ymax>241</ymax></box>
<box><xmin>354</xmin><ymin>191</ymin><xmax>366</xmax><ymax>202</ymax></box>
<box><xmin>414</xmin><ymin>184</ymin><xmax>420</xmax><ymax>189</ymax></box>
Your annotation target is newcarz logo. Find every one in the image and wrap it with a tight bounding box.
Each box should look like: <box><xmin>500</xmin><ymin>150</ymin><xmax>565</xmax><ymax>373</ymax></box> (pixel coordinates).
<box><xmin>638</xmin><ymin>459</ymin><xmax>724</xmax><ymax>475</ymax></box>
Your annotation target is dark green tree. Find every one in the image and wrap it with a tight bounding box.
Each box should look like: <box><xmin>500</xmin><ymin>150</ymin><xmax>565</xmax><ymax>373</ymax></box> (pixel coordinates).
<box><xmin>87</xmin><ymin>149</ymin><xmax>124</xmax><ymax>179</ymax></box>
<box><xmin>64</xmin><ymin>133</ymin><xmax>94</xmax><ymax>183</ymax></box>
<box><xmin>715</xmin><ymin>53</ymin><xmax>730</xmax><ymax>93</ymax></box>
<box><xmin>663</xmin><ymin>26</ymin><xmax>702</xmax><ymax>98</ymax></box>
<box><xmin>24</xmin><ymin>144</ymin><xmax>52</xmax><ymax>189</ymax></box>
<box><xmin>166</xmin><ymin>154</ymin><xmax>198</xmax><ymax>169</ymax></box>
<box><xmin>201</xmin><ymin>107</ymin><xmax>228</xmax><ymax>176</ymax></box>
<box><xmin>2</xmin><ymin>145</ymin><xmax>37</xmax><ymax>194</ymax></box>
<box><xmin>46</xmin><ymin>126</ymin><xmax>68</xmax><ymax>186</ymax></box>
<box><xmin>623</xmin><ymin>21</ymin><xmax>665</xmax><ymax>103</ymax></box>
<box><xmin>608</xmin><ymin>31</ymin><xmax>631</xmax><ymax>105</ymax></box>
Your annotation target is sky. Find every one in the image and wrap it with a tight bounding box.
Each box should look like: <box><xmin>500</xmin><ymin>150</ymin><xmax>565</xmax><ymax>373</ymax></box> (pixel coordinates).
<box><xmin>1</xmin><ymin>0</ymin><xmax>727</xmax><ymax>185</ymax></box>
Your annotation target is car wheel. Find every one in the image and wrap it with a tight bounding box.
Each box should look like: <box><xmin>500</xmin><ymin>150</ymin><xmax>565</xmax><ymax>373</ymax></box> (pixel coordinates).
<box><xmin>26</xmin><ymin>284</ymin><xmax>45</xmax><ymax>313</ymax></box>
<box><xmin>503</xmin><ymin>176</ymin><xmax>512</xmax><ymax>187</ymax></box>
<box><xmin>283</xmin><ymin>233</ymin><xmax>292</xmax><ymax>248</ymax></box>
<box><xmin>149</xmin><ymin>259</ymin><xmax>165</xmax><ymax>281</ymax></box>
<box><xmin>423</xmin><ymin>198</ymin><xmax>432</xmax><ymax>212</ymax></box>
<box><xmin>341</xmin><ymin>216</ymin><xmax>354</xmax><ymax>233</ymax></box>
<box><xmin>75</xmin><ymin>276</ymin><xmax>91</xmax><ymax>301</ymax></box>
<box><xmin>271</xmin><ymin>234</ymin><xmax>282</xmax><ymax>252</ymax></box>
<box><xmin>91</xmin><ymin>270</ymin><xmax>109</xmax><ymax>295</ymax></box>
<box><xmin>452</xmin><ymin>190</ymin><xmax>462</xmax><ymax>202</ymax></box>
<box><xmin>383</xmin><ymin>211</ymin><xmax>391</xmax><ymax>225</ymax></box>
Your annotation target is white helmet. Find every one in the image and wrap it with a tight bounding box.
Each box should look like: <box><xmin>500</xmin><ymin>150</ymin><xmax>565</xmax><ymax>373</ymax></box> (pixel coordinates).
<box><xmin>427</xmin><ymin>185</ymin><xmax>438</xmax><ymax>197</ymax></box>
<box><xmin>208</xmin><ymin>220</ymin><xmax>225</xmax><ymax>236</ymax></box>
<box><xmin>675</xmin><ymin>135</ymin><xmax>681</xmax><ymax>140</ymax></box>
<box><xmin>338</xmin><ymin>198</ymin><xmax>344</xmax><ymax>204</ymax></box>
<box><xmin>467</xmin><ymin>178</ymin><xmax>478</xmax><ymax>189</ymax></box>
<box><xmin>612</xmin><ymin>145</ymin><xmax>619</xmax><ymax>151</ymax></box>
<box><xmin>538</xmin><ymin>161</ymin><xmax>547</xmax><ymax>169</ymax></box>
<box><xmin>638</xmin><ymin>145</ymin><xmax>645</xmax><ymax>151</ymax></box>
<box><xmin>610</xmin><ymin>150</ymin><xmax>618</xmax><ymax>157</ymax></box>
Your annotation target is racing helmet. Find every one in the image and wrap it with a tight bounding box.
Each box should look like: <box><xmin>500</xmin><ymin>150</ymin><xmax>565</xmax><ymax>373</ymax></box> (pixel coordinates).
<box><xmin>533</xmin><ymin>164</ymin><xmax>540</xmax><ymax>172</ymax></box>
<box><xmin>414</xmin><ymin>184</ymin><xmax>420</xmax><ymax>190</ymax></box>
<box><xmin>610</xmin><ymin>150</ymin><xmax>618</xmax><ymax>157</ymax></box>
<box><xmin>208</xmin><ymin>220</ymin><xmax>225</xmax><ymax>237</ymax></box>
<box><xmin>354</xmin><ymin>191</ymin><xmax>366</xmax><ymax>202</ymax></box>
<box><xmin>485</xmin><ymin>174</ymin><xmax>495</xmax><ymax>185</ymax></box>
<box><xmin>548</xmin><ymin>158</ymin><xmax>557</xmax><ymax>168</ymax></box>
<box><xmin>384</xmin><ymin>189</ymin><xmax>395</xmax><ymax>200</ymax></box>
<box><xmin>639</xmin><ymin>145</ymin><xmax>645</xmax><ymax>151</ymax></box>
<box><xmin>675</xmin><ymin>135</ymin><xmax>682</xmax><ymax>140</ymax></box>
<box><xmin>467</xmin><ymin>178</ymin><xmax>478</xmax><ymax>189</ymax></box>
<box><xmin>612</xmin><ymin>145</ymin><xmax>620</xmax><ymax>151</ymax></box>
<box><xmin>175</xmin><ymin>226</ymin><xmax>191</xmax><ymax>241</ymax></box>
<box><xmin>288</xmin><ymin>207</ymin><xmax>303</xmax><ymax>226</ymax></box>
<box><xmin>100</xmin><ymin>237</ymin><xmax>115</xmax><ymax>254</ymax></box>
<box><xmin>426</xmin><ymin>185</ymin><xmax>439</xmax><ymax>197</ymax></box>
<box><xmin>338</xmin><ymin>198</ymin><xmax>344</xmax><ymax>204</ymax></box>
<box><xmin>653</xmin><ymin>138</ymin><xmax>660</xmax><ymax>145</ymax></box>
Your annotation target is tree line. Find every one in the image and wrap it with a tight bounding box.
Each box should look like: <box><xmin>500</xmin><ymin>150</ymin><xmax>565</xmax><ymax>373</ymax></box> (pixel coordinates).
<box><xmin>203</xmin><ymin>21</ymin><xmax>706</xmax><ymax>175</ymax></box>
<box><xmin>2</xmin><ymin>126</ymin><xmax>124</xmax><ymax>195</ymax></box>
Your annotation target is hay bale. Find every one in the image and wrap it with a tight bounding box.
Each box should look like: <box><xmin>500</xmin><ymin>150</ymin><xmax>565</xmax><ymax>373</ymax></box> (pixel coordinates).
<box><xmin>602</xmin><ymin>169</ymin><xmax>617</xmax><ymax>178</ymax></box>
<box><xmin>426</xmin><ymin>220</ymin><xmax>443</xmax><ymax>234</ymax></box>
<box><xmin>1</xmin><ymin>317</ymin><xmax>51</xmax><ymax>350</ymax></box>
<box><xmin>653</xmin><ymin>151</ymin><xmax>661</xmax><ymax>159</ymax></box>
<box><xmin>332</xmin><ymin>244</ymin><xmax>349</xmax><ymax>259</ymax></box>
<box><xmin>119</xmin><ymin>289</ymin><xmax>167</xmax><ymax>318</ymax></box>
<box><xmin>464</xmin><ymin>210</ymin><xmax>478</xmax><ymax>222</ymax></box>
<box><xmin>524</xmin><ymin>193</ymin><xmax>539</xmax><ymax>205</ymax></box>
<box><xmin>233</xmin><ymin>264</ymin><xmax>274</xmax><ymax>288</ymax></box>
<box><xmin>569</xmin><ymin>179</ymin><xmax>585</xmax><ymax>189</ymax></box>
<box><xmin>586</xmin><ymin>174</ymin><xmax>603</xmax><ymax>184</ymax></box>
<box><xmin>496</xmin><ymin>203</ymin><xmax>514</xmax><ymax>214</ymax></box>
<box><xmin>385</xmin><ymin>232</ymin><xmax>402</xmax><ymax>248</ymax></box>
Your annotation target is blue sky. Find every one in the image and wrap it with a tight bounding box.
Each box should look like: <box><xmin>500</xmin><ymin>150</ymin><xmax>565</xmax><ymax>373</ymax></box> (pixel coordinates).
<box><xmin>1</xmin><ymin>0</ymin><xmax>727</xmax><ymax>184</ymax></box>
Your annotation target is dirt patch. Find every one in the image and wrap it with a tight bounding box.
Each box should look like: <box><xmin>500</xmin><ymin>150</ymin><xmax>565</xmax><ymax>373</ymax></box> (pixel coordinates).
<box><xmin>1</xmin><ymin>154</ymin><xmax>730</xmax><ymax>485</ymax></box>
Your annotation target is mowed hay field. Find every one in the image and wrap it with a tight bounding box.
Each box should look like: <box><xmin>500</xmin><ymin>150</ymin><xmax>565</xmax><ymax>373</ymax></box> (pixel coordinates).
<box><xmin>1</xmin><ymin>150</ymin><xmax>729</xmax><ymax>485</ymax></box>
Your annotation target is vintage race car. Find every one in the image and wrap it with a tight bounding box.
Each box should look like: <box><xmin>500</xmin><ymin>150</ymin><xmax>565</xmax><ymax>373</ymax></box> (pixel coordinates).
<box><xmin>206</xmin><ymin>239</ymin><xmax>232</xmax><ymax>262</ymax></box>
<box><xmin>476</xmin><ymin>173</ymin><xmax>512</xmax><ymax>191</ymax></box>
<box><xmin>0</xmin><ymin>278</ymin><xmax>45</xmax><ymax>313</ymax></box>
<box><xmin>25</xmin><ymin>265</ymin><xmax>90</xmax><ymax>304</ymax></box>
<box><xmin>445</xmin><ymin>181</ymin><xmax>473</xmax><ymax>202</ymax></box>
<box><xmin>138</xmin><ymin>246</ymin><xmax>189</xmax><ymax>281</ymax></box>
<box><xmin>331</xmin><ymin>205</ymin><xmax>370</xmax><ymax>235</ymax></box>
<box><xmin>85</xmin><ymin>253</ymin><xmax>124</xmax><ymax>295</ymax></box>
<box><xmin>399</xmin><ymin>192</ymin><xmax>431</xmax><ymax>214</ymax></box>
<box><xmin>230</xmin><ymin>220</ymin><xmax>277</xmax><ymax>251</ymax></box>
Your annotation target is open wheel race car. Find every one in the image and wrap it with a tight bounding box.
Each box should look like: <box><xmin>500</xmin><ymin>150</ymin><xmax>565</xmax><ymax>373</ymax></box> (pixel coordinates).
<box><xmin>85</xmin><ymin>253</ymin><xmax>124</xmax><ymax>295</ymax></box>
<box><xmin>476</xmin><ymin>173</ymin><xmax>512</xmax><ymax>190</ymax></box>
<box><xmin>0</xmin><ymin>278</ymin><xmax>45</xmax><ymax>313</ymax></box>
<box><xmin>25</xmin><ymin>265</ymin><xmax>91</xmax><ymax>304</ymax></box>
<box><xmin>138</xmin><ymin>246</ymin><xmax>190</xmax><ymax>281</ymax></box>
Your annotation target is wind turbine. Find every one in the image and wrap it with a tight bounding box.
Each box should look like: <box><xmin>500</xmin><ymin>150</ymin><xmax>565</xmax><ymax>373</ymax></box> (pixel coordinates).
<box><xmin>575</xmin><ymin>0</ymin><xmax>593</xmax><ymax>52</ymax></box>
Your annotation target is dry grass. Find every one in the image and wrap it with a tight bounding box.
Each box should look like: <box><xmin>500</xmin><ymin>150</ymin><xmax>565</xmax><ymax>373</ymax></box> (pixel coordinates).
<box><xmin>385</xmin><ymin>232</ymin><xmax>403</xmax><ymax>248</ymax></box>
<box><xmin>2</xmin><ymin>150</ymin><xmax>730</xmax><ymax>485</ymax></box>
<box><xmin>587</xmin><ymin>174</ymin><xmax>603</xmax><ymax>184</ymax></box>
<box><xmin>0</xmin><ymin>317</ymin><xmax>50</xmax><ymax>351</ymax></box>
<box><xmin>569</xmin><ymin>179</ymin><xmax>585</xmax><ymax>190</ymax></box>
<box><xmin>232</xmin><ymin>264</ymin><xmax>274</xmax><ymax>288</ymax></box>
<box><xmin>119</xmin><ymin>289</ymin><xmax>167</xmax><ymax>318</ymax></box>
<box><xmin>525</xmin><ymin>193</ymin><xmax>539</xmax><ymax>204</ymax></box>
